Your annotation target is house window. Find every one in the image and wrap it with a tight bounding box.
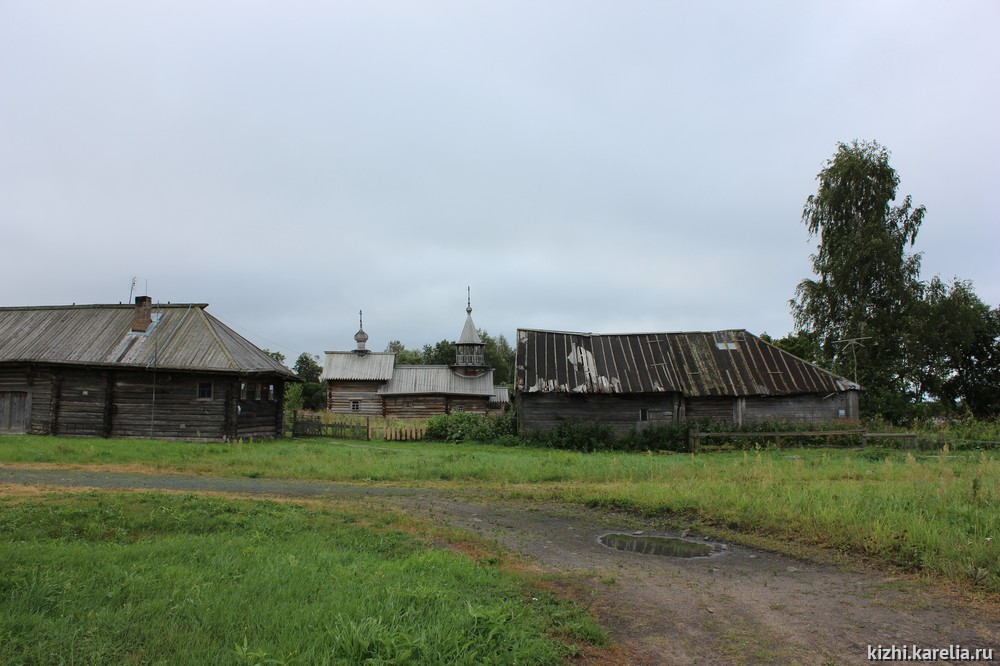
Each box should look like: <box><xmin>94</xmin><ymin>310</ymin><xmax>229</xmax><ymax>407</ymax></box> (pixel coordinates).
<box><xmin>639</xmin><ymin>408</ymin><xmax>649</xmax><ymax>422</ymax></box>
<box><xmin>351</xmin><ymin>400</ymin><xmax>360</xmax><ymax>411</ymax></box>
<box><xmin>197</xmin><ymin>382</ymin><xmax>213</xmax><ymax>400</ymax></box>
<box><xmin>268</xmin><ymin>384</ymin><xmax>276</xmax><ymax>401</ymax></box>
<box><xmin>255</xmin><ymin>384</ymin><xmax>262</xmax><ymax>401</ymax></box>
<box><xmin>240</xmin><ymin>382</ymin><xmax>248</xmax><ymax>400</ymax></box>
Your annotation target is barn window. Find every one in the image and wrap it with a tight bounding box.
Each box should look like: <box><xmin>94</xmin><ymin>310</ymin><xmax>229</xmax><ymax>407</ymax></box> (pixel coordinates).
<box><xmin>197</xmin><ymin>382</ymin><xmax>213</xmax><ymax>400</ymax></box>
<box><xmin>639</xmin><ymin>408</ymin><xmax>649</xmax><ymax>422</ymax></box>
<box><xmin>455</xmin><ymin>405</ymin><xmax>465</xmax><ymax>412</ymax></box>
<box><xmin>351</xmin><ymin>400</ymin><xmax>360</xmax><ymax>411</ymax></box>
<box><xmin>714</xmin><ymin>331</ymin><xmax>739</xmax><ymax>351</ymax></box>
<box><xmin>403</xmin><ymin>400</ymin><xmax>413</xmax><ymax>408</ymax></box>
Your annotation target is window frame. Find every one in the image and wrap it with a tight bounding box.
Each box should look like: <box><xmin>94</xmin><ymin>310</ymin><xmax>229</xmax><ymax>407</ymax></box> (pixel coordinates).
<box><xmin>197</xmin><ymin>381</ymin><xmax>214</xmax><ymax>401</ymax></box>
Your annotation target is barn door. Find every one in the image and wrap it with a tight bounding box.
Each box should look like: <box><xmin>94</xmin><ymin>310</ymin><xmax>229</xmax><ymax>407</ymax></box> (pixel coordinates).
<box><xmin>0</xmin><ymin>391</ymin><xmax>29</xmax><ymax>434</ymax></box>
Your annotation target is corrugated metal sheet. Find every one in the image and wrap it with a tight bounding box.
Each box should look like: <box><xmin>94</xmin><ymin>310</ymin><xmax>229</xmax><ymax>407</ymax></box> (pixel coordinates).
<box><xmin>0</xmin><ymin>303</ymin><xmax>295</xmax><ymax>377</ymax></box>
<box><xmin>378</xmin><ymin>366</ymin><xmax>496</xmax><ymax>396</ymax></box>
<box><xmin>491</xmin><ymin>386</ymin><xmax>510</xmax><ymax>404</ymax></box>
<box><xmin>516</xmin><ymin>328</ymin><xmax>859</xmax><ymax>398</ymax></box>
<box><xmin>321</xmin><ymin>352</ymin><xmax>396</xmax><ymax>381</ymax></box>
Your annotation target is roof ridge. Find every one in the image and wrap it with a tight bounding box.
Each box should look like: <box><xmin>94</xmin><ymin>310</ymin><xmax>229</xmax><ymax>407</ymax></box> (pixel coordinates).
<box><xmin>0</xmin><ymin>303</ymin><xmax>209</xmax><ymax>311</ymax></box>
<box><xmin>198</xmin><ymin>308</ymin><xmax>239</xmax><ymax>370</ymax></box>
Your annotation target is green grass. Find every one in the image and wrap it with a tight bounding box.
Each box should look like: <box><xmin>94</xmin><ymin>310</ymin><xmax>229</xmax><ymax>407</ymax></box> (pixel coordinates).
<box><xmin>1</xmin><ymin>435</ymin><xmax>998</xmax><ymax>593</ymax></box>
<box><xmin>0</xmin><ymin>492</ymin><xmax>605</xmax><ymax>665</ymax></box>
<box><xmin>550</xmin><ymin>449</ymin><xmax>999</xmax><ymax>591</ymax></box>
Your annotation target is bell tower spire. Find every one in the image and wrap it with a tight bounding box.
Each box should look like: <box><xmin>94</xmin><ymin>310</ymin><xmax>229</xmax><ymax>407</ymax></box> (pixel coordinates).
<box><xmin>455</xmin><ymin>287</ymin><xmax>485</xmax><ymax>374</ymax></box>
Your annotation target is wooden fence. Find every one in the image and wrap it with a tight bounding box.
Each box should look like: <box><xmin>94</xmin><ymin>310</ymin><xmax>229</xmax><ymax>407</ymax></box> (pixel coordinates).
<box><xmin>291</xmin><ymin>411</ymin><xmax>427</xmax><ymax>442</ymax></box>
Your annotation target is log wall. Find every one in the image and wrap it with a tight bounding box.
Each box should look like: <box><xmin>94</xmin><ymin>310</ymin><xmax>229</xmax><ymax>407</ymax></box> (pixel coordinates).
<box><xmin>518</xmin><ymin>390</ymin><xmax>860</xmax><ymax>433</ymax></box>
<box><xmin>111</xmin><ymin>373</ymin><xmax>227</xmax><ymax>440</ymax></box>
<box><xmin>326</xmin><ymin>380</ymin><xmax>384</xmax><ymax>416</ymax></box>
<box><xmin>685</xmin><ymin>397</ymin><xmax>734</xmax><ymax>422</ymax></box>
<box><xmin>743</xmin><ymin>393</ymin><xmax>858</xmax><ymax>424</ymax></box>
<box><xmin>382</xmin><ymin>394</ymin><xmax>490</xmax><ymax>419</ymax></box>
<box><xmin>0</xmin><ymin>364</ymin><xmax>287</xmax><ymax>440</ymax></box>
<box><xmin>517</xmin><ymin>392</ymin><xmax>677</xmax><ymax>434</ymax></box>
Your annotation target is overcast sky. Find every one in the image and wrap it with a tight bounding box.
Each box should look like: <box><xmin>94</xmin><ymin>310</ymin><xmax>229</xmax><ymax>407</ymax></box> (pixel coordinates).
<box><xmin>2</xmin><ymin>2</ymin><xmax>997</xmax><ymax>363</ymax></box>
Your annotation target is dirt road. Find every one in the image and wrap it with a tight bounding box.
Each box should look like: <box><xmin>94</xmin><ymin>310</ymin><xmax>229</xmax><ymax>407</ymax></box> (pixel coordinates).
<box><xmin>2</xmin><ymin>465</ymin><xmax>997</xmax><ymax>664</ymax></box>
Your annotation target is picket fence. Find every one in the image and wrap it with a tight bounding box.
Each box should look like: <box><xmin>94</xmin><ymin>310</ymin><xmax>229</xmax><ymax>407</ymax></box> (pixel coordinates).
<box><xmin>291</xmin><ymin>411</ymin><xmax>427</xmax><ymax>442</ymax></box>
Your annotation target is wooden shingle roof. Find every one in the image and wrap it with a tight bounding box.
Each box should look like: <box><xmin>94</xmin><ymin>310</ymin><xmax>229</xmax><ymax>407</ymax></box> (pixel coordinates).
<box><xmin>320</xmin><ymin>351</ymin><xmax>396</xmax><ymax>381</ymax></box>
<box><xmin>378</xmin><ymin>365</ymin><xmax>496</xmax><ymax>397</ymax></box>
<box><xmin>0</xmin><ymin>303</ymin><xmax>295</xmax><ymax>378</ymax></box>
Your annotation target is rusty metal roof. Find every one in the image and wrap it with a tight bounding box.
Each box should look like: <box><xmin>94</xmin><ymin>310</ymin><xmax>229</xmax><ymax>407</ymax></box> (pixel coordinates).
<box><xmin>515</xmin><ymin>328</ymin><xmax>859</xmax><ymax>397</ymax></box>
<box><xmin>378</xmin><ymin>366</ymin><xmax>496</xmax><ymax>397</ymax></box>
<box><xmin>0</xmin><ymin>303</ymin><xmax>296</xmax><ymax>378</ymax></box>
<box><xmin>321</xmin><ymin>351</ymin><xmax>396</xmax><ymax>381</ymax></box>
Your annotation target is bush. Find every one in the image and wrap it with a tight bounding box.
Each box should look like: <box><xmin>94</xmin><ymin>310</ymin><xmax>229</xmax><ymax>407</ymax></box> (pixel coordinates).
<box><xmin>425</xmin><ymin>411</ymin><xmax>516</xmax><ymax>443</ymax></box>
<box><xmin>520</xmin><ymin>418</ymin><xmax>870</xmax><ymax>453</ymax></box>
<box><xmin>521</xmin><ymin>421</ymin><xmax>616</xmax><ymax>452</ymax></box>
<box><xmin>615</xmin><ymin>423</ymin><xmax>690</xmax><ymax>452</ymax></box>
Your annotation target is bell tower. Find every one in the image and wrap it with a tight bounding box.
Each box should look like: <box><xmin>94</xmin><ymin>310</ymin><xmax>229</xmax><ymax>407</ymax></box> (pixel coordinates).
<box><xmin>454</xmin><ymin>288</ymin><xmax>486</xmax><ymax>376</ymax></box>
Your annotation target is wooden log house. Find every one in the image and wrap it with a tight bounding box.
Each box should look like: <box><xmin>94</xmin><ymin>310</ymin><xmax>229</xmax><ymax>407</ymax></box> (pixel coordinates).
<box><xmin>515</xmin><ymin>328</ymin><xmax>860</xmax><ymax>433</ymax></box>
<box><xmin>0</xmin><ymin>297</ymin><xmax>297</xmax><ymax>440</ymax></box>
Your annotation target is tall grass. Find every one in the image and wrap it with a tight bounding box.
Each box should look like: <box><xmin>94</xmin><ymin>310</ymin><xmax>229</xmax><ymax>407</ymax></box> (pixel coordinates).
<box><xmin>551</xmin><ymin>449</ymin><xmax>999</xmax><ymax>591</ymax></box>
<box><xmin>0</xmin><ymin>492</ymin><xmax>604</xmax><ymax>665</ymax></box>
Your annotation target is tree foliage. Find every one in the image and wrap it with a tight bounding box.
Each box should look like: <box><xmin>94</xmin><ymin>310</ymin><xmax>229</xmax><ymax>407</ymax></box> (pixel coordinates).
<box><xmin>422</xmin><ymin>339</ymin><xmax>457</xmax><ymax>365</ymax></box>
<box><xmin>792</xmin><ymin>140</ymin><xmax>926</xmax><ymax>418</ymax></box>
<box><xmin>385</xmin><ymin>340</ymin><xmax>424</xmax><ymax>365</ymax></box>
<box><xmin>791</xmin><ymin>140</ymin><xmax>1000</xmax><ymax>420</ymax></box>
<box><xmin>910</xmin><ymin>277</ymin><xmax>1000</xmax><ymax>418</ymax></box>
<box><xmin>760</xmin><ymin>331</ymin><xmax>821</xmax><ymax>365</ymax></box>
<box><xmin>480</xmin><ymin>330</ymin><xmax>515</xmax><ymax>385</ymax></box>
<box><xmin>382</xmin><ymin>331</ymin><xmax>515</xmax><ymax>386</ymax></box>
<box><xmin>262</xmin><ymin>349</ymin><xmax>287</xmax><ymax>366</ymax></box>
<box><xmin>293</xmin><ymin>353</ymin><xmax>322</xmax><ymax>383</ymax></box>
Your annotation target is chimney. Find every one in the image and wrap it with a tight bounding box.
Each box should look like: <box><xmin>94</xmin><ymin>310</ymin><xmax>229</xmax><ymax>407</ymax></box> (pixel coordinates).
<box><xmin>132</xmin><ymin>296</ymin><xmax>153</xmax><ymax>332</ymax></box>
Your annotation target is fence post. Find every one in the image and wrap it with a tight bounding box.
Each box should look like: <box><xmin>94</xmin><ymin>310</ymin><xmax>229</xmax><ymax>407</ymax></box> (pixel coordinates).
<box><xmin>366</xmin><ymin>417</ymin><xmax>371</xmax><ymax>442</ymax></box>
<box><xmin>688</xmin><ymin>426</ymin><xmax>699</xmax><ymax>453</ymax></box>
<box><xmin>292</xmin><ymin>410</ymin><xmax>297</xmax><ymax>437</ymax></box>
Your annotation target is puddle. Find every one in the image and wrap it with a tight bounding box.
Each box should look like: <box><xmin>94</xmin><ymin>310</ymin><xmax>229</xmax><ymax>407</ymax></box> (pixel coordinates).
<box><xmin>599</xmin><ymin>532</ymin><xmax>718</xmax><ymax>558</ymax></box>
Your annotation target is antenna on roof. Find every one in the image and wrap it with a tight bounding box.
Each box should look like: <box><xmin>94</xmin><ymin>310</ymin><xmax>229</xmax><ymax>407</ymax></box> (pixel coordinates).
<box><xmin>128</xmin><ymin>277</ymin><xmax>136</xmax><ymax>303</ymax></box>
<box><xmin>834</xmin><ymin>336</ymin><xmax>871</xmax><ymax>384</ymax></box>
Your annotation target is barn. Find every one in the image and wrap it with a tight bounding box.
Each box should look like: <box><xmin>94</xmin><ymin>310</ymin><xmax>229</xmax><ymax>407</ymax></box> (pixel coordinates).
<box><xmin>0</xmin><ymin>297</ymin><xmax>297</xmax><ymax>440</ymax></box>
<box><xmin>515</xmin><ymin>328</ymin><xmax>860</xmax><ymax>433</ymax></box>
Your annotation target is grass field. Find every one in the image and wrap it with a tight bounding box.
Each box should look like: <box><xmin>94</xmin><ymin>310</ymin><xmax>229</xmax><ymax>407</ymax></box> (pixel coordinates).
<box><xmin>1</xmin><ymin>434</ymin><xmax>997</xmax><ymax>594</ymax></box>
<box><xmin>0</xmin><ymin>490</ymin><xmax>604</xmax><ymax>665</ymax></box>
